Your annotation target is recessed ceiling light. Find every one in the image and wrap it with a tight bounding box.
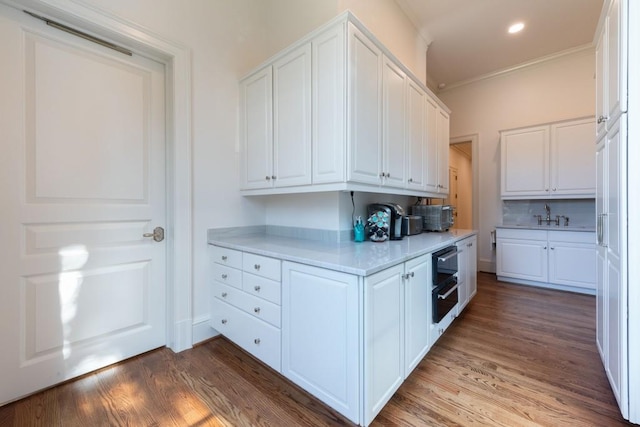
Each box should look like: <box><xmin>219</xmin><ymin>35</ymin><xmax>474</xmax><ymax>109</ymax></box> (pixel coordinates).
<box><xmin>508</xmin><ymin>22</ymin><xmax>525</xmax><ymax>34</ymax></box>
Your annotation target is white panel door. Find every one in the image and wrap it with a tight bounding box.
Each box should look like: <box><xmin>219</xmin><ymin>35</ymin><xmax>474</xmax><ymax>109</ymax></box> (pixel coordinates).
<box><xmin>501</xmin><ymin>126</ymin><xmax>549</xmax><ymax>197</ymax></box>
<box><xmin>425</xmin><ymin>96</ymin><xmax>439</xmax><ymax>193</ymax></box>
<box><xmin>403</xmin><ymin>255</ymin><xmax>430</xmax><ymax>376</ymax></box>
<box><xmin>406</xmin><ymin>80</ymin><xmax>426</xmax><ymax>191</ymax></box>
<box><xmin>0</xmin><ymin>7</ymin><xmax>166</xmax><ymax>404</ymax></box>
<box><xmin>437</xmin><ymin>109</ymin><xmax>450</xmax><ymax>194</ymax></box>
<box><xmin>381</xmin><ymin>56</ymin><xmax>406</xmax><ymax>188</ymax></box>
<box><xmin>550</xmin><ymin>119</ymin><xmax>596</xmax><ymax>196</ymax></box>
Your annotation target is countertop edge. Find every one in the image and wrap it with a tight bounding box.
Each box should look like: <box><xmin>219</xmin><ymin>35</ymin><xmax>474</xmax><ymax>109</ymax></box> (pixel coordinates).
<box><xmin>208</xmin><ymin>230</ymin><xmax>478</xmax><ymax>276</ymax></box>
<box><xmin>495</xmin><ymin>224</ymin><xmax>596</xmax><ymax>232</ymax></box>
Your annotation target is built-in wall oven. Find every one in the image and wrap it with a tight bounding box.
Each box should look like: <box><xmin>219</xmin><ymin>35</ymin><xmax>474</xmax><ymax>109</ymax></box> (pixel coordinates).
<box><xmin>432</xmin><ymin>245</ymin><xmax>460</xmax><ymax>323</ymax></box>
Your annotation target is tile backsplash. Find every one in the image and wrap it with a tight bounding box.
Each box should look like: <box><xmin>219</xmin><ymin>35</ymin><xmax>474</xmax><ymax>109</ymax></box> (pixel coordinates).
<box><xmin>502</xmin><ymin>199</ymin><xmax>595</xmax><ymax>227</ymax></box>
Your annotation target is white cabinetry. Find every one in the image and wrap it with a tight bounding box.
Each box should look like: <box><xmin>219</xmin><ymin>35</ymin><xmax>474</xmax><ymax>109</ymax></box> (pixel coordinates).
<box><xmin>496</xmin><ymin>228</ymin><xmax>596</xmax><ymax>292</ymax></box>
<box><xmin>239</xmin><ymin>13</ymin><xmax>450</xmax><ymax>198</ymax></box>
<box><xmin>457</xmin><ymin>235</ymin><xmax>477</xmax><ymax>313</ymax></box>
<box><xmin>210</xmin><ymin>247</ymin><xmax>282</xmax><ymax>372</ymax></box>
<box><xmin>364</xmin><ymin>255</ymin><xmax>431</xmax><ymax>426</ymax></box>
<box><xmin>240</xmin><ymin>44</ymin><xmax>311</xmax><ymax>189</ymax></box>
<box><xmin>596</xmin><ymin>116</ymin><xmax>627</xmax><ymax>415</ymax></box>
<box><xmin>500</xmin><ymin>118</ymin><xmax>595</xmax><ymax>199</ymax></box>
<box><xmin>281</xmin><ymin>262</ymin><xmax>360</xmax><ymax>422</ymax></box>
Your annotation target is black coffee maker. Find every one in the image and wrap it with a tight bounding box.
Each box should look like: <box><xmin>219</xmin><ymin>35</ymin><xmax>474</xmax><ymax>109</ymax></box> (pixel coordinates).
<box><xmin>367</xmin><ymin>203</ymin><xmax>405</xmax><ymax>240</ymax></box>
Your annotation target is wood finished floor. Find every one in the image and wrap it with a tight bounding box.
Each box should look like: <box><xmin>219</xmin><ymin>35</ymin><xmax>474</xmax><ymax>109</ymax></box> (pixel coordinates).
<box><xmin>0</xmin><ymin>273</ymin><xmax>632</xmax><ymax>426</ymax></box>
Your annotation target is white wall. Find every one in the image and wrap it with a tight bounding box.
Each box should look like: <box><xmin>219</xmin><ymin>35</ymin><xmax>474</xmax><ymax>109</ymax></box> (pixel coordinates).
<box><xmin>438</xmin><ymin>48</ymin><xmax>596</xmax><ymax>272</ymax></box>
<box><xmin>449</xmin><ymin>145</ymin><xmax>472</xmax><ymax>229</ymax></box>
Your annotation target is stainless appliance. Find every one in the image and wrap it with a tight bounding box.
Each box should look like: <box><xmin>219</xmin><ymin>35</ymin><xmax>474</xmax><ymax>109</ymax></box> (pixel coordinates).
<box><xmin>367</xmin><ymin>203</ymin><xmax>404</xmax><ymax>240</ymax></box>
<box><xmin>432</xmin><ymin>245</ymin><xmax>460</xmax><ymax>323</ymax></box>
<box><xmin>409</xmin><ymin>205</ymin><xmax>454</xmax><ymax>232</ymax></box>
<box><xmin>401</xmin><ymin>215</ymin><xmax>423</xmax><ymax>236</ymax></box>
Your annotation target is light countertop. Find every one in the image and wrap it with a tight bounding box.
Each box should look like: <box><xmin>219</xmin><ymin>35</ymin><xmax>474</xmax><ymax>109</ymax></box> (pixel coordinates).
<box><xmin>208</xmin><ymin>229</ymin><xmax>477</xmax><ymax>276</ymax></box>
<box><xmin>496</xmin><ymin>224</ymin><xmax>596</xmax><ymax>232</ymax></box>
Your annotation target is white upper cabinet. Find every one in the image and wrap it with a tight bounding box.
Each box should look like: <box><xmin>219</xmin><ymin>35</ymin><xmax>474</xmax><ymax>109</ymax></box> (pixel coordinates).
<box><xmin>501</xmin><ymin>117</ymin><xmax>595</xmax><ymax>199</ymax></box>
<box><xmin>380</xmin><ymin>55</ymin><xmax>407</xmax><ymax>188</ymax></box>
<box><xmin>406</xmin><ymin>80</ymin><xmax>427</xmax><ymax>191</ymax></box>
<box><xmin>273</xmin><ymin>44</ymin><xmax>312</xmax><ymax>187</ymax></box>
<box><xmin>240</xmin><ymin>66</ymin><xmax>273</xmax><ymax>190</ymax></box>
<box><xmin>550</xmin><ymin>118</ymin><xmax>596</xmax><ymax>196</ymax></box>
<box><xmin>312</xmin><ymin>23</ymin><xmax>346</xmax><ymax>184</ymax></box>
<box><xmin>239</xmin><ymin>12</ymin><xmax>450</xmax><ymax>197</ymax></box>
<box><xmin>348</xmin><ymin>23</ymin><xmax>383</xmax><ymax>186</ymax></box>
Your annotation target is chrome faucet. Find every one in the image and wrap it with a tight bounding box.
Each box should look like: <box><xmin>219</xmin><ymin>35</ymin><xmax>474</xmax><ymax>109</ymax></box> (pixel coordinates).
<box><xmin>544</xmin><ymin>203</ymin><xmax>551</xmax><ymax>221</ymax></box>
<box><xmin>534</xmin><ymin>204</ymin><xmax>564</xmax><ymax>226</ymax></box>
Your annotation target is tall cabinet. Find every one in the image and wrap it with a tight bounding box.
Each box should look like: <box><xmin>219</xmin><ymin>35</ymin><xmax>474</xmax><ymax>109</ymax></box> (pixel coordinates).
<box><xmin>595</xmin><ymin>0</ymin><xmax>639</xmax><ymax>422</ymax></box>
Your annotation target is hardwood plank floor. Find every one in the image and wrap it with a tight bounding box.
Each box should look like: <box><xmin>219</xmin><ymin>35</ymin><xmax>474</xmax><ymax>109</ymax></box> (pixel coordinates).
<box><xmin>0</xmin><ymin>273</ymin><xmax>632</xmax><ymax>426</ymax></box>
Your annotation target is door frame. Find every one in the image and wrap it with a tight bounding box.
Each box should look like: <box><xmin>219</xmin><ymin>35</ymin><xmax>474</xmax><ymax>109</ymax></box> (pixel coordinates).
<box><xmin>1</xmin><ymin>0</ymin><xmax>194</xmax><ymax>352</ymax></box>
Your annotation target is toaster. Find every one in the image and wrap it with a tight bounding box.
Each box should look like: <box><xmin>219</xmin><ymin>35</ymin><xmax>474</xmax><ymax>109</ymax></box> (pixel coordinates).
<box><xmin>401</xmin><ymin>215</ymin><xmax>423</xmax><ymax>236</ymax></box>
<box><xmin>409</xmin><ymin>205</ymin><xmax>454</xmax><ymax>232</ymax></box>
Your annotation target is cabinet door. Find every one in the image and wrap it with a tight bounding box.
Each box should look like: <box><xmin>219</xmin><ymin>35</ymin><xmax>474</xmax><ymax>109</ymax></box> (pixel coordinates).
<box><xmin>596</xmin><ymin>137</ymin><xmax>606</xmax><ymax>360</ymax></box>
<box><xmin>456</xmin><ymin>238</ymin><xmax>468</xmax><ymax>311</ymax></box>
<box><xmin>381</xmin><ymin>55</ymin><xmax>406</xmax><ymax>188</ymax></box>
<box><xmin>496</xmin><ymin>238</ymin><xmax>547</xmax><ymax>282</ymax></box>
<box><xmin>437</xmin><ymin>109</ymin><xmax>450</xmax><ymax>194</ymax></box>
<box><xmin>240</xmin><ymin>67</ymin><xmax>273</xmax><ymax>189</ymax></box>
<box><xmin>425</xmin><ymin>96</ymin><xmax>439</xmax><ymax>193</ymax></box>
<box><xmin>404</xmin><ymin>255</ymin><xmax>430</xmax><ymax>376</ymax></box>
<box><xmin>548</xmin><ymin>241</ymin><xmax>596</xmax><ymax>290</ymax></box>
<box><xmin>607</xmin><ymin>0</ymin><xmax>628</xmax><ymax>125</ymax></box>
<box><xmin>468</xmin><ymin>236</ymin><xmax>478</xmax><ymax>300</ymax></box>
<box><xmin>550</xmin><ymin>119</ymin><xmax>596</xmax><ymax>197</ymax></box>
<box><xmin>595</xmin><ymin>22</ymin><xmax>608</xmax><ymax>141</ymax></box>
<box><xmin>273</xmin><ymin>44</ymin><xmax>312</xmax><ymax>187</ymax></box>
<box><xmin>406</xmin><ymin>80</ymin><xmax>427</xmax><ymax>191</ymax></box>
<box><xmin>347</xmin><ymin>23</ymin><xmax>382</xmax><ymax>185</ymax></box>
<box><xmin>281</xmin><ymin>262</ymin><xmax>360</xmax><ymax>423</ymax></box>
<box><xmin>312</xmin><ymin>24</ymin><xmax>346</xmax><ymax>184</ymax></box>
<box><xmin>364</xmin><ymin>264</ymin><xmax>404</xmax><ymax>426</ymax></box>
<box><xmin>500</xmin><ymin>126</ymin><xmax>549</xmax><ymax>198</ymax></box>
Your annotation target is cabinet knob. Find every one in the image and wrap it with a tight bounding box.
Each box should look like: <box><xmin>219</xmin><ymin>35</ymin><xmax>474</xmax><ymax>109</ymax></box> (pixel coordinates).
<box><xmin>221</xmin><ymin>255</ymin><xmax>227</xmax><ymax>261</ymax></box>
<box><xmin>543</xmin><ymin>246</ymin><xmax>547</xmax><ymax>250</ymax></box>
<box><xmin>254</xmin><ymin>307</ymin><xmax>261</xmax><ymax>313</ymax></box>
<box><xmin>410</xmin><ymin>271</ymin><xmax>415</xmax><ymax>278</ymax></box>
<box><xmin>265</xmin><ymin>176</ymin><xmax>271</xmax><ymax>181</ymax></box>
<box><xmin>597</xmin><ymin>115</ymin><xmax>609</xmax><ymax>124</ymax></box>
<box><xmin>550</xmin><ymin>247</ymin><xmax>555</xmax><ymax>250</ymax></box>
<box><xmin>221</xmin><ymin>274</ymin><xmax>228</xmax><ymax>279</ymax></box>
<box><xmin>385</xmin><ymin>173</ymin><xmax>391</xmax><ymax>178</ymax></box>
<box><xmin>254</xmin><ymin>264</ymin><xmax>261</xmax><ymax>271</ymax></box>
<box><xmin>271</xmin><ymin>175</ymin><xmax>276</xmax><ymax>180</ymax></box>
<box><xmin>254</xmin><ymin>338</ymin><xmax>261</xmax><ymax>345</ymax></box>
<box><xmin>221</xmin><ymin>292</ymin><xmax>227</xmax><ymax>298</ymax></box>
<box><xmin>221</xmin><ymin>319</ymin><xmax>227</xmax><ymax>324</ymax></box>
<box><xmin>254</xmin><ymin>285</ymin><xmax>261</xmax><ymax>292</ymax></box>
<box><xmin>552</xmin><ymin>188</ymin><xmax>557</xmax><ymax>191</ymax></box>
<box><xmin>379</xmin><ymin>172</ymin><xmax>385</xmax><ymax>178</ymax></box>
<box><xmin>408</xmin><ymin>178</ymin><xmax>413</xmax><ymax>183</ymax></box>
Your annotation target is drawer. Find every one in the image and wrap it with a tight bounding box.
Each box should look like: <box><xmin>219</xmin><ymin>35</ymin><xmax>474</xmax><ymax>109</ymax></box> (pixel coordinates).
<box><xmin>548</xmin><ymin>230</ymin><xmax>595</xmax><ymax>244</ymax></box>
<box><xmin>243</xmin><ymin>253</ymin><xmax>281</xmax><ymax>281</ymax></box>
<box><xmin>215</xmin><ymin>282</ymin><xmax>281</xmax><ymax>328</ymax></box>
<box><xmin>211</xmin><ymin>246</ymin><xmax>242</xmax><ymax>269</ymax></box>
<box><xmin>243</xmin><ymin>272</ymin><xmax>281</xmax><ymax>305</ymax></box>
<box><xmin>212</xmin><ymin>263</ymin><xmax>242</xmax><ymax>289</ymax></box>
<box><xmin>496</xmin><ymin>228</ymin><xmax>547</xmax><ymax>241</ymax></box>
<box><xmin>211</xmin><ymin>298</ymin><xmax>281</xmax><ymax>372</ymax></box>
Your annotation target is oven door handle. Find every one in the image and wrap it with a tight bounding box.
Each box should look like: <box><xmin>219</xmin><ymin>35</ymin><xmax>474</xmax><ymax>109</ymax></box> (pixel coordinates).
<box><xmin>438</xmin><ymin>249</ymin><xmax>461</xmax><ymax>262</ymax></box>
<box><xmin>437</xmin><ymin>283</ymin><xmax>459</xmax><ymax>300</ymax></box>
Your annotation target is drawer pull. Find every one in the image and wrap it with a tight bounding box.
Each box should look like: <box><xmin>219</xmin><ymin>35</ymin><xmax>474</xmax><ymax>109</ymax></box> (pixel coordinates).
<box><xmin>254</xmin><ymin>338</ymin><xmax>261</xmax><ymax>345</ymax></box>
<box><xmin>254</xmin><ymin>285</ymin><xmax>261</xmax><ymax>292</ymax></box>
<box><xmin>221</xmin><ymin>255</ymin><xmax>228</xmax><ymax>261</ymax></box>
<box><xmin>254</xmin><ymin>307</ymin><xmax>261</xmax><ymax>313</ymax></box>
<box><xmin>221</xmin><ymin>319</ymin><xmax>227</xmax><ymax>324</ymax></box>
<box><xmin>221</xmin><ymin>292</ymin><xmax>227</xmax><ymax>298</ymax></box>
<box><xmin>221</xmin><ymin>274</ymin><xmax>228</xmax><ymax>279</ymax></box>
<box><xmin>254</xmin><ymin>264</ymin><xmax>261</xmax><ymax>271</ymax></box>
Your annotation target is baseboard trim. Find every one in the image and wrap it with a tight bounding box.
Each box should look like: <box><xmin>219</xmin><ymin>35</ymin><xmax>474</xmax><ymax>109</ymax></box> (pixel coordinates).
<box><xmin>193</xmin><ymin>316</ymin><xmax>219</xmax><ymax>345</ymax></box>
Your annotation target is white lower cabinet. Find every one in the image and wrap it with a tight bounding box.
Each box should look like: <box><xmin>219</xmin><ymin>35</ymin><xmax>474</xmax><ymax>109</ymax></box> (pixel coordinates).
<box><xmin>457</xmin><ymin>235</ymin><xmax>477</xmax><ymax>313</ymax></box>
<box><xmin>210</xmin><ymin>246</ymin><xmax>282</xmax><ymax>372</ymax></box>
<box><xmin>496</xmin><ymin>228</ymin><xmax>596</xmax><ymax>292</ymax></box>
<box><xmin>281</xmin><ymin>262</ymin><xmax>361</xmax><ymax>423</ymax></box>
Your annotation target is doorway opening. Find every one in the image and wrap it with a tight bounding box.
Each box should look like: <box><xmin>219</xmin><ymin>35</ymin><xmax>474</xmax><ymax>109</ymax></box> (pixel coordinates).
<box><xmin>449</xmin><ymin>134</ymin><xmax>478</xmax><ymax>230</ymax></box>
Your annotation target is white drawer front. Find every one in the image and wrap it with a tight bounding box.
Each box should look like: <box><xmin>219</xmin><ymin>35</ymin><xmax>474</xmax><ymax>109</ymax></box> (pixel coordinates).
<box><xmin>212</xmin><ymin>246</ymin><xmax>243</xmax><ymax>269</ymax></box>
<box><xmin>548</xmin><ymin>230</ymin><xmax>595</xmax><ymax>244</ymax></box>
<box><xmin>243</xmin><ymin>272</ymin><xmax>281</xmax><ymax>305</ymax></box>
<box><xmin>496</xmin><ymin>228</ymin><xmax>547</xmax><ymax>241</ymax></box>
<box><xmin>211</xmin><ymin>299</ymin><xmax>281</xmax><ymax>372</ymax></box>
<box><xmin>215</xmin><ymin>283</ymin><xmax>281</xmax><ymax>328</ymax></box>
<box><xmin>243</xmin><ymin>253</ymin><xmax>281</xmax><ymax>281</ymax></box>
<box><xmin>212</xmin><ymin>264</ymin><xmax>242</xmax><ymax>289</ymax></box>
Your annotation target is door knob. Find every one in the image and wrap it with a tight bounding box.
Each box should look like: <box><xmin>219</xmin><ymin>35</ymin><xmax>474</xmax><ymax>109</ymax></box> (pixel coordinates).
<box><xmin>143</xmin><ymin>226</ymin><xmax>165</xmax><ymax>242</ymax></box>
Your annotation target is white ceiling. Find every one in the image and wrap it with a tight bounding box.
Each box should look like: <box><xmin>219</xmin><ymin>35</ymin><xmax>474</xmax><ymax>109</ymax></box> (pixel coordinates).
<box><xmin>395</xmin><ymin>0</ymin><xmax>604</xmax><ymax>90</ymax></box>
